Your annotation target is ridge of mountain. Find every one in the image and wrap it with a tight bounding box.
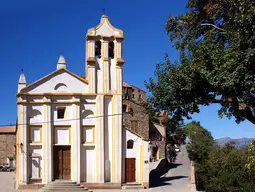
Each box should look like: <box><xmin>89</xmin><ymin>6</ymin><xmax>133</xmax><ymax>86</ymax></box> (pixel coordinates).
<box><xmin>215</xmin><ymin>137</ymin><xmax>255</xmax><ymax>148</ymax></box>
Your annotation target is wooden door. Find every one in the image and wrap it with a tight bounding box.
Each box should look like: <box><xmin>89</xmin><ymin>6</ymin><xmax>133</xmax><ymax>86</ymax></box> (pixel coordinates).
<box><xmin>125</xmin><ymin>158</ymin><xmax>136</xmax><ymax>182</ymax></box>
<box><xmin>54</xmin><ymin>146</ymin><xmax>71</xmax><ymax>180</ymax></box>
<box><xmin>63</xmin><ymin>148</ymin><xmax>71</xmax><ymax>180</ymax></box>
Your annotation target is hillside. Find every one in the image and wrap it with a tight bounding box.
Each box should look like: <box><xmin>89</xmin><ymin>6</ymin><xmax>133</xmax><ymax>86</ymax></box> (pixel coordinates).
<box><xmin>215</xmin><ymin>137</ymin><xmax>255</xmax><ymax>148</ymax></box>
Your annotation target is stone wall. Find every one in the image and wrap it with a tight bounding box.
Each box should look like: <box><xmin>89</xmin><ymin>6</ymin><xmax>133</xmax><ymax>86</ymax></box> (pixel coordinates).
<box><xmin>0</xmin><ymin>133</ymin><xmax>16</xmax><ymax>164</ymax></box>
<box><xmin>123</xmin><ymin>99</ymin><xmax>149</xmax><ymax>139</ymax></box>
<box><xmin>151</xmin><ymin>140</ymin><xmax>165</xmax><ymax>159</ymax></box>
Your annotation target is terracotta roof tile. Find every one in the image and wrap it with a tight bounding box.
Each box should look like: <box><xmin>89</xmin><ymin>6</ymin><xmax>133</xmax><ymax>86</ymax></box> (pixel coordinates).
<box><xmin>122</xmin><ymin>82</ymin><xmax>131</xmax><ymax>87</ymax></box>
<box><xmin>0</xmin><ymin>126</ymin><xmax>16</xmax><ymax>133</ymax></box>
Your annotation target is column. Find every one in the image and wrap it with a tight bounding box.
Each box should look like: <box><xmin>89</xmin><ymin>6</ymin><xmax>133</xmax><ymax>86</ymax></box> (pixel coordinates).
<box><xmin>88</xmin><ymin>65</ymin><xmax>96</xmax><ymax>93</ymax></box>
<box><xmin>113</xmin><ymin>95</ymin><xmax>122</xmax><ymax>183</ymax></box>
<box><xmin>116</xmin><ymin>65</ymin><xmax>123</xmax><ymax>95</ymax></box>
<box><xmin>96</xmin><ymin>95</ymin><xmax>105</xmax><ymax>182</ymax></box>
<box><xmin>103</xmin><ymin>40</ymin><xmax>109</xmax><ymax>93</ymax></box>
<box><xmin>116</xmin><ymin>40</ymin><xmax>122</xmax><ymax>59</ymax></box>
<box><xmin>19</xmin><ymin>104</ymin><xmax>28</xmax><ymax>184</ymax></box>
<box><xmin>43</xmin><ymin>97</ymin><xmax>52</xmax><ymax>184</ymax></box>
<box><xmin>72</xmin><ymin>99</ymin><xmax>81</xmax><ymax>183</ymax></box>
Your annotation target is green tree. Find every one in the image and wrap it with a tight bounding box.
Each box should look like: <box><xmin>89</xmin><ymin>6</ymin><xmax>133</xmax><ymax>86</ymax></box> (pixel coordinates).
<box><xmin>145</xmin><ymin>0</ymin><xmax>255</xmax><ymax>124</ymax></box>
<box><xmin>246</xmin><ymin>141</ymin><xmax>255</xmax><ymax>171</ymax></box>
<box><xmin>185</xmin><ymin>121</ymin><xmax>213</xmax><ymax>141</ymax></box>
<box><xmin>185</xmin><ymin>121</ymin><xmax>214</xmax><ymax>162</ymax></box>
<box><xmin>199</xmin><ymin>146</ymin><xmax>255</xmax><ymax>192</ymax></box>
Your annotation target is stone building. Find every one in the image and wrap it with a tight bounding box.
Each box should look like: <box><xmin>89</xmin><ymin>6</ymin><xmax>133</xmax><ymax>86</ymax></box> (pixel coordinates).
<box><xmin>123</xmin><ymin>82</ymin><xmax>146</xmax><ymax>104</ymax></box>
<box><xmin>149</xmin><ymin>122</ymin><xmax>166</xmax><ymax>161</ymax></box>
<box><xmin>0</xmin><ymin>125</ymin><xmax>16</xmax><ymax>167</ymax></box>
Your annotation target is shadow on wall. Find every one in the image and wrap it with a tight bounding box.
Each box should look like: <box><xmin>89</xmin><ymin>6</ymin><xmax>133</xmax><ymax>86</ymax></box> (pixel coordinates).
<box><xmin>149</xmin><ymin>159</ymin><xmax>183</xmax><ymax>188</ymax></box>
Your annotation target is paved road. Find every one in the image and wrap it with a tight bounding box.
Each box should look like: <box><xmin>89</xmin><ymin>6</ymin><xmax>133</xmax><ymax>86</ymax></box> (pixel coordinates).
<box><xmin>155</xmin><ymin>144</ymin><xmax>191</xmax><ymax>192</ymax></box>
<box><xmin>0</xmin><ymin>172</ymin><xmax>16</xmax><ymax>192</ymax></box>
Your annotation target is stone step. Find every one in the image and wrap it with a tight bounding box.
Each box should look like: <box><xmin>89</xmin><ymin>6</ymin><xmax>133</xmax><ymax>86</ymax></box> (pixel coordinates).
<box><xmin>122</xmin><ymin>183</ymin><xmax>145</xmax><ymax>189</ymax></box>
<box><xmin>39</xmin><ymin>188</ymin><xmax>89</xmax><ymax>192</ymax></box>
<box><xmin>43</xmin><ymin>185</ymin><xmax>85</xmax><ymax>189</ymax></box>
<box><xmin>123</xmin><ymin>182</ymin><xmax>142</xmax><ymax>186</ymax></box>
<box><xmin>48</xmin><ymin>181</ymin><xmax>77</xmax><ymax>185</ymax></box>
<box><xmin>47</xmin><ymin>183</ymin><xmax>82</xmax><ymax>186</ymax></box>
<box><xmin>39</xmin><ymin>181</ymin><xmax>91</xmax><ymax>192</ymax></box>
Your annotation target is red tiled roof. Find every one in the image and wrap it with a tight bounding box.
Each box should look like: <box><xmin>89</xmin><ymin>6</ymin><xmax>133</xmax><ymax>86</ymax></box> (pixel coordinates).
<box><xmin>156</xmin><ymin>112</ymin><xmax>168</xmax><ymax>117</ymax></box>
<box><xmin>123</xmin><ymin>82</ymin><xmax>131</xmax><ymax>87</ymax></box>
<box><xmin>0</xmin><ymin>126</ymin><xmax>16</xmax><ymax>133</ymax></box>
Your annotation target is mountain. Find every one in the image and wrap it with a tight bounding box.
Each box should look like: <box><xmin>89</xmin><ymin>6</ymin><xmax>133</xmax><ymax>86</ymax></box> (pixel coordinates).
<box><xmin>215</xmin><ymin>137</ymin><xmax>255</xmax><ymax>148</ymax></box>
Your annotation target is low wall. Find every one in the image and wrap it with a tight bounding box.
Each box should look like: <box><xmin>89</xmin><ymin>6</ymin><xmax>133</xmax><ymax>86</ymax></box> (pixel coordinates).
<box><xmin>190</xmin><ymin>161</ymin><xmax>197</xmax><ymax>192</ymax></box>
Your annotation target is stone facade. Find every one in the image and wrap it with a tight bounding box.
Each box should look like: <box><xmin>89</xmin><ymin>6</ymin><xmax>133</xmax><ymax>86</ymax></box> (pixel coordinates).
<box><xmin>0</xmin><ymin>126</ymin><xmax>16</xmax><ymax>166</ymax></box>
<box><xmin>149</xmin><ymin>122</ymin><xmax>166</xmax><ymax>160</ymax></box>
<box><xmin>123</xmin><ymin>99</ymin><xmax>149</xmax><ymax>139</ymax></box>
<box><xmin>123</xmin><ymin>83</ymin><xmax>146</xmax><ymax>104</ymax></box>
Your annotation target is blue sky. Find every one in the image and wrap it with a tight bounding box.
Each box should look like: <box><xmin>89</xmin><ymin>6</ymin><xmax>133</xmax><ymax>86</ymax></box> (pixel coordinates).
<box><xmin>0</xmin><ymin>0</ymin><xmax>254</xmax><ymax>139</ymax></box>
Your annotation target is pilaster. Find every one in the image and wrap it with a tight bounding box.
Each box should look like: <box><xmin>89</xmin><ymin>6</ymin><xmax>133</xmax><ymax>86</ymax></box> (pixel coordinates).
<box><xmin>19</xmin><ymin>103</ymin><xmax>28</xmax><ymax>184</ymax></box>
<box><xmin>113</xmin><ymin>95</ymin><xmax>122</xmax><ymax>183</ymax></box>
<box><xmin>116</xmin><ymin>66</ymin><xmax>123</xmax><ymax>94</ymax></box>
<box><xmin>43</xmin><ymin>96</ymin><xmax>52</xmax><ymax>184</ymax></box>
<box><xmin>96</xmin><ymin>95</ymin><xmax>105</xmax><ymax>182</ymax></box>
<box><xmin>88</xmin><ymin>65</ymin><xmax>96</xmax><ymax>93</ymax></box>
<box><xmin>72</xmin><ymin>97</ymin><xmax>81</xmax><ymax>183</ymax></box>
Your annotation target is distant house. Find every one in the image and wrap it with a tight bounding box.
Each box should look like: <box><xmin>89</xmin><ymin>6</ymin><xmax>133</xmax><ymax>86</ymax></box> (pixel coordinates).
<box><xmin>0</xmin><ymin>125</ymin><xmax>16</xmax><ymax>167</ymax></box>
<box><xmin>149</xmin><ymin>122</ymin><xmax>166</xmax><ymax>161</ymax></box>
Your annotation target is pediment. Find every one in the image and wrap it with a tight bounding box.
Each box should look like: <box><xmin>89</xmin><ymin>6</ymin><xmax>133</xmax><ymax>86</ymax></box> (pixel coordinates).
<box><xmin>20</xmin><ymin>68</ymin><xmax>89</xmax><ymax>94</ymax></box>
<box><xmin>87</xmin><ymin>15</ymin><xmax>123</xmax><ymax>37</ymax></box>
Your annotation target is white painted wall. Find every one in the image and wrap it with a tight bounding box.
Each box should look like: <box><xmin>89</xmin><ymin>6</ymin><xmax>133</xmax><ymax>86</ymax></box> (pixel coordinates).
<box><xmin>124</xmin><ymin>129</ymin><xmax>141</xmax><ymax>182</ymax></box>
<box><xmin>104</xmin><ymin>97</ymin><xmax>112</xmax><ymax>182</ymax></box>
<box><xmin>81</xmin><ymin>147</ymin><xmax>95</xmax><ymax>182</ymax></box>
<box><xmin>24</xmin><ymin>70</ymin><xmax>88</xmax><ymax>93</ymax></box>
<box><xmin>30</xmin><ymin>127</ymin><xmax>40</xmax><ymax>142</ymax></box>
<box><xmin>90</xmin><ymin>20</ymin><xmax>121</xmax><ymax>37</ymax></box>
<box><xmin>29</xmin><ymin>146</ymin><xmax>42</xmax><ymax>180</ymax></box>
<box><xmin>83</xmin><ymin>127</ymin><xmax>94</xmax><ymax>143</ymax></box>
<box><xmin>28</xmin><ymin>105</ymin><xmax>43</xmax><ymax>125</ymax></box>
<box><xmin>110</xmin><ymin>59</ymin><xmax>116</xmax><ymax>92</ymax></box>
<box><xmin>54</xmin><ymin>128</ymin><xmax>69</xmax><ymax>145</ymax></box>
<box><xmin>81</xmin><ymin>104</ymin><xmax>95</xmax><ymax>126</ymax></box>
<box><xmin>143</xmin><ymin>141</ymin><xmax>150</xmax><ymax>183</ymax></box>
<box><xmin>52</xmin><ymin>104</ymin><xmax>72</xmax><ymax>125</ymax></box>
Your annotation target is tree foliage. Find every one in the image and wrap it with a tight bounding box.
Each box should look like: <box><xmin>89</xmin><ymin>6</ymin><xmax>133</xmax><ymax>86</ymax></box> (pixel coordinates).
<box><xmin>246</xmin><ymin>141</ymin><xmax>255</xmax><ymax>170</ymax></box>
<box><xmin>145</xmin><ymin>0</ymin><xmax>255</xmax><ymax>123</ymax></box>
<box><xmin>186</xmin><ymin>123</ymin><xmax>255</xmax><ymax>191</ymax></box>
<box><xmin>185</xmin><ymin>121</ymin><xmax>214</xmax><ymax>162</ymax></box>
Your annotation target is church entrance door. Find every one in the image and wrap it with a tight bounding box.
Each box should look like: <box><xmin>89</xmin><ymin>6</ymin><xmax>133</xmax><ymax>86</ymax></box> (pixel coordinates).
<box><xmin>53</xmin><ymin>146</ymin><xmax>71</xmax><ymax>180</ymax></box>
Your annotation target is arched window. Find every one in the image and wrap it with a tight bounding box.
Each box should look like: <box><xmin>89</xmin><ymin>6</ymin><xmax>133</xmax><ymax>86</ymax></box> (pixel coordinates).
<box><xmin>127</xmin><ymin>140</ymin><xmax>134</xmax><ymax>149</ymax></box>
<box><xmin>30</xmin><ymin>109</ymin><xmax>42</xmax><ymax>119</ymax></box>
<box><xmin>81</xmin><ymin>110</ymin><xmax>94</xmax><ymax>119</ymax></box>
<box><xmin>109</xmin><ymin>41</ymin><xmax>114</xmax><ymax>58</ymax></box>
<box><xmin>54</xmin><ymin>83</ymin><xmax>67</xmax><ymax>91</ymax></box>
<box><xmin>95</xmin><ymin>41</ymin><xmax>101</xmax><ymax>58</ymax></box>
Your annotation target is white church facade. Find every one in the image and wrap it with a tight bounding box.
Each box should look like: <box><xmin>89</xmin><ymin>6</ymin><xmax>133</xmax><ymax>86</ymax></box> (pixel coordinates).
<box><xmin>16</xmin><ymin>14</ymin><xmax>150</xmax><ymax>190</ymax></box>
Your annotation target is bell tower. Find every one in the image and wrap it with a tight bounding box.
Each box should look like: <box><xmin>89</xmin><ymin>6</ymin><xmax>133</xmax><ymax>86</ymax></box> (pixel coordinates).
<box><xmin>85</xmin><ymin>14</ymin><xmax>125</xmax><ymax>94</ymax></box>
<box><xmin>85</xmin><ymin>14</ymin><xmax>124</xmax><ymax>184</ymax></box>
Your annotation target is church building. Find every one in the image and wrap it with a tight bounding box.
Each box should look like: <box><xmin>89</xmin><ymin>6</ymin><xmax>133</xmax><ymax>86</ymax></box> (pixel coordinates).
<box><xmin>16</xmin><ymin>14</ymin><xmax>150</xmax><ymax>190</ymax></box>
